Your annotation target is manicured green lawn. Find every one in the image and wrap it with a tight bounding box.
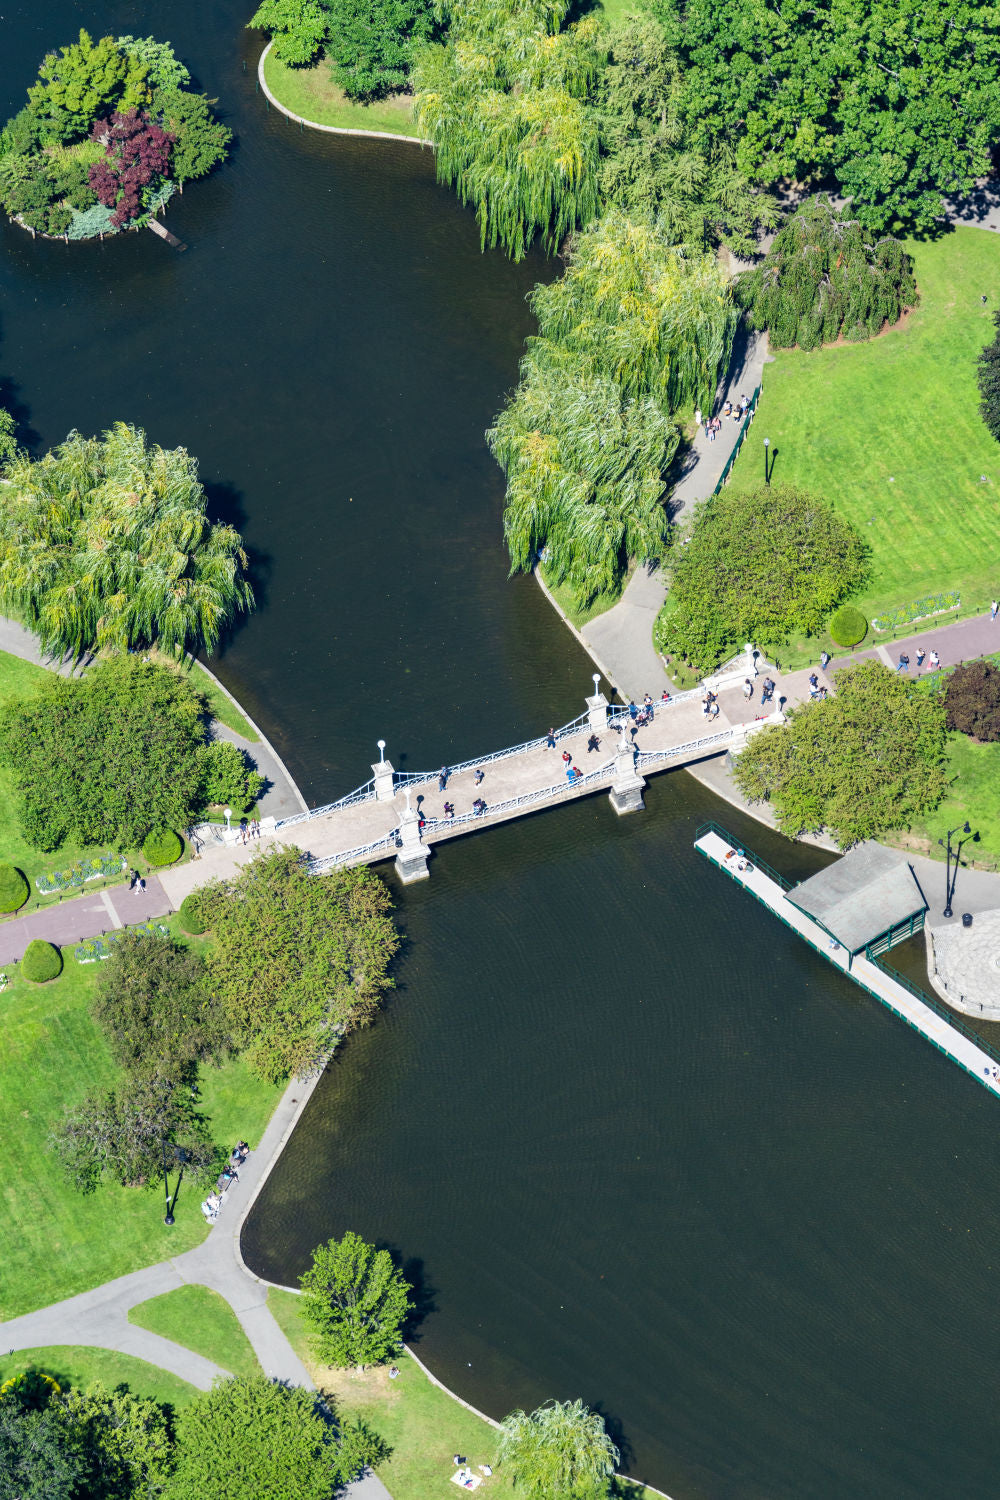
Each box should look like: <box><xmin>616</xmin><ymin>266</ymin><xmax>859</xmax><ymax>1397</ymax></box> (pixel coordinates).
<box><xmin>0</xmin><ymin>1346</ymin><xmax>197</xmax><ymax>1409</ymax></box>
<box><xmin>888</xmin><ymin>731</ymin><xmax>1000</xmax><ymax>871</ymax></box>
<box><xmin>129</xmin><ymin>1285</ymin><xmax>260</xmax><ymax>1380</ymax></box>
<box><xmin>186</xmin><ymin>659</ymin><xmax>258</xmax><ymax>741</ymax></box>
<box><xmin>268</xmin><ymin>1292</ymin><xmax>653</xmax><ymax>1500</ymax></box>
<box><xmin>0</xmin><ymin>932</ymin><xmax>282</xmax><ymax>1319</ymax></box>
<box><xmin>262</xmin><ymin>49</ymin><xmax>424</xmax><ymax>138</ymax></box>
<box><xmin>727</xmin><ymin>229</ymin><xmax>1000</xmax><ymax>628</ymax></box>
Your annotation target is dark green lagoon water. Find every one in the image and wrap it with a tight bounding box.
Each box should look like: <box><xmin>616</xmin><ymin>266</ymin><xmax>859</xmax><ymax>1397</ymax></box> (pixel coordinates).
<box><xmin>4</xmin><ymin>6</ymin><xmax>1000</xmax><ymax>1497</ymax></box>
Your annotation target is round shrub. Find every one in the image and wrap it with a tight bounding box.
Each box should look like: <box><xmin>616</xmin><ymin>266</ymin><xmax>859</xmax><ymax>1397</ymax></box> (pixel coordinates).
<box><xmin>178</xmin><ymin>893</ymin><xmax>207</xmax><ymax>936</ymax></box>
<box><xmin>21</xmin><ymin>939</ymin><xmax>62</xmax><ymax>983</ymax></box>
<box><xmin>143</xmin><ymin>827</ymin><xmax>183</xmax><ymax>867</ymax></box>
<box><xmin>829</xmin><ymin>606</ymin><xmax>868</xmax><ymax>649</ymax></box>
<box><xmin>0</xmin><ymin>863</ymin><xmax>29</xmax><ymax>913</ymax></box>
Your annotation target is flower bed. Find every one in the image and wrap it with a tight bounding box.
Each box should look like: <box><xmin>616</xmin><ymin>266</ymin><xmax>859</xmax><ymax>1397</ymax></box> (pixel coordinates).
<box><xmin>872</xmin><ymin>591</ymin><xmax>960</xmax><ymax>633</ymax></box>
<box><xmin>74</xmin><ymin>919</ymin><xmax>169</xmax><ymax>964</ymax></box>
<box><xmin>36</xmin><ymin>854</ymin><xmax>125</xmax><ymax>896</ymax></box>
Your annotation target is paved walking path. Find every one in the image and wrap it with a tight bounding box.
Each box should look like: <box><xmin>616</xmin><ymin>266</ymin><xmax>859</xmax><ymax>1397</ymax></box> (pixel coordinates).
<box><xmin>0</xmin><ymin>1062</ymin><xmax>393</xmax><ymax>1499</ymax></box>
<box><xmin>0</xmin><ymin>875</ymin><xmax>171</xmax><ymax>966</ymax></box>
<box><xmin>580</xmin><ymin>330</ymin><xmax>769</xmax><ymax>699</ymax></box>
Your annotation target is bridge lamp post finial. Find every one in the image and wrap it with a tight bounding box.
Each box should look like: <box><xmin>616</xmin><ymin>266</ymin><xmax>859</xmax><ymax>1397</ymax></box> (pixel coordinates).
<box><xmin>592</xmin><ymin>672</ymin><xmax>600</xmax><ymax>694</ymax></box>
<box><xmin>377</xmin><ymin>739</ymin><xmax>386</xmax><ymax>765</ymax></box>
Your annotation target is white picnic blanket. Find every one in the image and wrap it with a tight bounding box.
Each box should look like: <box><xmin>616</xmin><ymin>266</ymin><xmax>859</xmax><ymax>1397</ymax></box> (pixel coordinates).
<box><xmin>449</xmin><ymin>1470</ymin><xmax>482</xmax><ymax>1490</ymax></box>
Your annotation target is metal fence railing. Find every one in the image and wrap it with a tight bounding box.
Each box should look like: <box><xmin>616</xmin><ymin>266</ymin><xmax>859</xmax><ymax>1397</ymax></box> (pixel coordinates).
<box><xmin>712</xmin><ymin>383</ymin><xmax>763</xmax><ymax>494</ymax></box>
<box><xmin>694</xmin><ymin>819</ymin><xmax>793</xmax><ymax>891</ymax></box>
<box><xmin>867</xmin><ymin>954</ymin><xmax>1000</xmax><ymax>1068</ymax></box>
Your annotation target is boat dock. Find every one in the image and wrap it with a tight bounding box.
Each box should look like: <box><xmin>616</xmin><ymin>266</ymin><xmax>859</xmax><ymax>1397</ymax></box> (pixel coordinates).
<box><xmin>695</xmin><ymin>826</ymin><xmax>1000</xmax><ymax>1098</ymax></box>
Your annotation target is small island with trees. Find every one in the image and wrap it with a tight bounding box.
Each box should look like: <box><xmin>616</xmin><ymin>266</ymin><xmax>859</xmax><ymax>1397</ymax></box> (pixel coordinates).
<box><xmin>0</xmin><ymin>31</ymin><xmax>231</xmax><ymax>239</ymax></box>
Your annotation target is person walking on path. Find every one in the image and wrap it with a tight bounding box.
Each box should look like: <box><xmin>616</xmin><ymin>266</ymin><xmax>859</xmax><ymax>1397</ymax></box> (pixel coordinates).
<box><xmin>930</xmin><ymin>650</ymin><xmax>941</xmax><ymax>669</ymax></box>
<box><xmin>438</xmin><ymin>766</ymin><xmax>449</xmax><ymax>792</ymax></box>
<box><xmin>820</xmin><ymin>651</ymin><xmax>831</xmax><ymax>671</ymax></box>
<box><xmin>896</xmin><ymin>652</ymin><xmax>910</xmax><ymax>672</ymax></box>
<box><xmin>992</xmin><ymin>600</ymin><xmax>998</xmax><ymax>621</ymax></box>
<box><xmin>743</xmin><ymin>678</ymin><xmax>753</xmax><ymax>700</ymax></box>
<box><xmin>916</xmin><ymin>646</ymin><xmax>925</xmax><ymax>668</ymax></box>
<box><xmin>474</xmin><ymin>768</ymin><xmax>484</xmax><ymax>786</ymax></box>
<box><xmin>545</xmin><ymin>727</ymin><xmax>556</xmax><ymax>748</ymax></box>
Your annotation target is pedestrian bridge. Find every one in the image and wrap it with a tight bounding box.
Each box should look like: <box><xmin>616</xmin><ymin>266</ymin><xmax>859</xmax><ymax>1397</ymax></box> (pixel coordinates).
<box><xmin>173</xmin><ymin>652</ymin><xmax>794</xmax><ymax>896</ymax></box>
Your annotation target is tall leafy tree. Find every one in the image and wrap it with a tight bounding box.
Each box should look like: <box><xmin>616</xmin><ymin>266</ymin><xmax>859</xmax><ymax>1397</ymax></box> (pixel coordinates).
<box><xmin>0</xmin><ymin>422</ymin><xmax>253</xmax><ymax>658</ymax></box>
<box><xmin>62</xmin><ymin>1382</ymin><xmax>175</xmax><ymax>1499</ymax></box>
<box><xmin>977</xmin><ymin>310</ymin><xmax>1000</xmax><ymax>444</ymax></box>
<box><xmin>0</xmin><ymin>1398</ymin><xmax>82</xmax><ymax>1500</ymax></box>
<box><xmin>248</xmin><ymin>0</ymin><xmax>331</xmax><ymax>66</ymax></box>
<box><xmin>659</xmin><ymin>484</ymin><xmax>869</xmax><ymax>669</ymax></box>
<box><xmin>595</xmin><ymin>14</ymin><xmax>779</xmax><ymax>257</ymax></box>
<box><xmin>89</xmin><ymin>109</ymin><xmax>174</xmax><ymax>228</ymax></box>
<box><xmin>495</xmin><ymin>1399</ymin><xmax>619</xmax><ymax>1500</ymax></box>
<box><xmin>51</xmin><ymin>1068</ymin><xmax>217</xmax><ymax>1195</ymax></box>
<box><xmin>655</xmin><ymin>0</ymin><xmax>1000</xmax><ymax>232</ymax></box>
<box><xmin>155</xmin><ymin>89</ymin><xmax>232</xmax><ymax>183</ymax></box>
<box><xmin>414</xmin><ymin>0</ymin><xmax>603</xmax><ymax>260</ymax></box>
<box><xmin>0</xmin><ymin>658</ymin><xmax>207</xmax><ymax>851</ymax></box>
<box><xmin>326</xmin><ymin>0</ymin><xmax>435</xmax><ymax>101</ymax></box>
<box><xmin>300</xmin><ymin>1232</ymin><xmax>412</xmax><ymax>1370</ymax></box>
<box><xmin>166</xmin><ymin>1376</ymin><xmax>371</xmax><ymax>1500</ymax></box>
<box><xmin>733</xmin><ymin>660</ymin><xmax>948</xmax><ymax>844</ymax></box>
<box><xmin>26</xmin><ymin>30</ymin><xmax>148</xmax><ymax>142</ymax></box>
<box><xmin>738</xmin><ymin>195</ymin><xmax>917</xmax><ymax>349</ymax></box>
<box><xmin>198</xmin><ymin>848</ymin><xmax>399</xmax><ymax>1082</ymax></box>
<box><xmin>91</xmin><ymin>931</ymin><xmax>227</xmax><ymax>1076</ymax></box>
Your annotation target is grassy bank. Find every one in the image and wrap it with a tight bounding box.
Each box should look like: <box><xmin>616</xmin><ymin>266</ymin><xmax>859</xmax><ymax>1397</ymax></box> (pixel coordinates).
<box><xmin>727</xmin><ymin>229</ymin><xmax>1000</xmax><ymax>629</ymax></box>
<box><xmin>0</xmin><ymin>930</ymin><xmax>281</xmax><ymax>1319</ymax></box>
<box><xmin>129</xmin><ymin>1285</ymin><xmax>261</xmax><ymax>1380</ymax></box>
<box><xmin>262</xmin><ymin>48</ymin><xmax>425</xmax><ymax>138</ymax></box>
<box><xmin>0</xmin><ymin>1346</ymin><xmax>198</xmax><ymax>1409</ymax></box>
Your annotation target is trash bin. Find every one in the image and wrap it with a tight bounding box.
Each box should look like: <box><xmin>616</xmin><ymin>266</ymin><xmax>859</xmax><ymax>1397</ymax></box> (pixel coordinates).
<box><xmin>962</xmin><ymin>912</ymin><xmax>973</xmax><ymax>928</ymax></box>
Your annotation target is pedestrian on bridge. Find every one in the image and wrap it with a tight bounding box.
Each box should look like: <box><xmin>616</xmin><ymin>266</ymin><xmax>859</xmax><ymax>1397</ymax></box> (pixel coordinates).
<box><xmin>474</xmin><ymin>768</ymin><xmax>484</xmax><ymax>785</ymax></box>
<box><xmin>587</xmin><ymin>733</ymin><xmax>601</xmax><ymax>752</ymax></box>
<box><xmin>546</xmin><ymin>727</ymin><xmax>556</xmax><ymax>748</ymax></box>
<box><xmin>438</xmin><ymin>766</ymin><xmax>449</xmax><ymax>791</ymax></box>
<box><xmin>743</xmin><ymin>678</ymin><xmax>753</xmax><ymax>700</ymax></box>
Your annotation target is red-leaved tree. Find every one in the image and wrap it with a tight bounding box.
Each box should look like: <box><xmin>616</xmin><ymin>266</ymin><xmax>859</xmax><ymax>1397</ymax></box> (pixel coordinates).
<box><xmin>89</xmin><ymin>109</ymin><xmax>174</xmax><ymax>229</ymax></box>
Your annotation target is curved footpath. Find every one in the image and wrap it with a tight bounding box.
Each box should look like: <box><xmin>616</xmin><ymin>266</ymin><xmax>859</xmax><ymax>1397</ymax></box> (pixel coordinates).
<box><xmin>257</xmin><ymin>42</ymin><xmax>431</xmax><ymax>147</ymax></box>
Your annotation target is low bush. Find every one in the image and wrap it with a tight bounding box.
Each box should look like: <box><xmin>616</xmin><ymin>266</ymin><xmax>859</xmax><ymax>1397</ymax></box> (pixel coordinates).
<box><xmin>21</xmin><ymin>939</ymin><xmax>63</xmax><ymax>983</ymax></box>
<box><xmin>0</xmin><ymin>863</ymin><xmax>29</xmax><ymax>913</ymax></box>
<box><xmin>829</xmin><ymin>605</ymin><xmax>868</xmax><ymax>648</ymax></box>
<box><xmin>178</xmin><ymin>893</ymin><xmax>207</xmax><ymax>935</ymax></box>
<box><xmin>945</xmin><ymin>660</ymin><xmax>1000</xmax><ymax>742</ymax></box>
<box><xmin>143</xmin><ymin>827</ymin><xmax>183</xmax><ymax>867</ymax></box>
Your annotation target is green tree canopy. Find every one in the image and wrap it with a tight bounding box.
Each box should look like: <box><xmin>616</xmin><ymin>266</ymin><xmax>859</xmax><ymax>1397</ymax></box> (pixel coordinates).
<box><xmin>198</xmin><ymin>849</ymin><xmax>400</xmax><ymax>1082</ymax></box>
<box><xmin>300</xmin><ymin>1231</ymin><xmax>412</xmax><ymax>1369</ymax></box>
<box><xmin>154</xmin><ymin>88</ymin><xmax>232</xmax><ymax>183</ymax></box>
<box><xmin>595</xmin><ymin>14</ymin><xmax>779</xmax><ymax>257</ymax></box>
<box><xmin>0</xmin><ymin>422</ymin><xmax>253</xmax><ymax>658</ymax></box>
<box><xmin>326</xmin><ymin>0</ymin><xmax>435</xmax><ymax>100</ymax></box>
<box><xmin>91</xmin><ymin>930</ymin><xmax>227</xmax><ymax>1076</ymax></box>
<box><xmin>116</xmin><ymin>35</ymin><xmax>192</xmax><ymax>93</ymax></box>
<box><xmin>658</xmin><ymin>484</ymin><xmax>869</xmax><ymax>670</ymax></box>
<box><xmin>249</xmin><ymin>0</ymin><xmax>331</xmax><ymax>66</ymax></box>
<box><xmin>495</xmin><ymin>1398</ymin><xmax>619</xmax><ymax>1500</ymax></box>
<box><xmin>199</xmin><ymin>739</ymin><xmax>266</xmax><ymax>812</ymax></box>
<box><xmin>166</xmin><ymin>1376</ymin><xmax>359</xmax><ymax>1500</ymax></box>
<box><xmin>414</xmin><ymin>0</ymin><xmax>604</xmax><ymax>260</ymax></box>
<box><xmin>0</xmin><ymin>658</ymin><xmax>207</xmax><ymax>852</ymax></box>
<box><xmin>737</xmin><ymin>195</ymin><xmax>917</xmax><ymax>350</ymax></box>
<box><xmin>26</xmin><ymin>30</ymin><xmax>148</xmax><ymax>142</ymax></box>
<box><xmin>655</xmin><ymin>0</ymin><xmax>1000</xmax><ymax>232</ymax></box>
<box><xmin>62</xmin><ymin>1381</ymin><xmax>175</xmax><ymax>1499</ymax></box>
<box><xmin>51</xmin><ymin>1068</ymin><xmax>217</xmax><ymax>1195</ymax></box>
<box><xmin>0</xmin><ymin>1397</ymin><xmax>82</xmax><ymax>1500</ymax></box>
<box><xmin>732</xmin><ymin>659</ymin><xmax>948</xmax><ymax>844</ymax></box>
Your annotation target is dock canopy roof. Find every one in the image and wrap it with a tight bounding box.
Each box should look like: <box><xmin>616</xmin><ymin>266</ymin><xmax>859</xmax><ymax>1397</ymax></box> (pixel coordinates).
<box><xmin>786</xmin><ymin>842</ymin><xmax>926</xmax><ymax>954</ymax></box>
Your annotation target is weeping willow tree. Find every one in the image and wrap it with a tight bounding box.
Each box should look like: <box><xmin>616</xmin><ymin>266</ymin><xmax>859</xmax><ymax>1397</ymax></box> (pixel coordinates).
<box><xmin>490</xmin><ymin>355</ymin><xmax>677</xmax><ymax>602</ymax></box>
<box><xmin>413</xmin><ymin>0</ymin><xmax>603</xmax><ymax>260</ymax></box>
<box><xmin>0</xmin><ymin>421</ymin><xmax>253</xmax><ymax>658</ymax></box>
<box><xmin>737</xmin><ymin>194</ymin><xmax>917</xmax><ymax>350</ymax></box>
<box><xmin>490</xmin><ymin>210</ymin><xmax>734</xmax><ymax>601</ymax></box>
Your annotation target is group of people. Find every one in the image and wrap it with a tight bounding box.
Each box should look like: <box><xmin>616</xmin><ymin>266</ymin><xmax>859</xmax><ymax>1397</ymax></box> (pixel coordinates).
<box><xmin>808</xmin><ymin>673</ymin><xmax>829</xmax><ymax>700</ymax></box>
<box><xmin>239</xmin><ymin>817</ymin><xmax>261</xmax><ymax>845</ymax></box>
<box><xmin>699</xmin><ymin>394</ymin><xmax>751</xmax><ymax>442</ymax></box>
<box><xmin>201</xmin><ymin>1141</ymin><xmax>250</xmax><ymax>1222</ymax></box>
<box><xmin>128</xmin><ymin>869</ymin><xmax>147</xmax><ymax>895</ymax></box>
<box><xmin>896</xmin><ymin>648</ymin><xmax>940</xmax><ymax>672</ymax></box>
<box><xmin>702</xmin><ymin>690</ymin><xmax>721</xmax><ymax>719</ymax></box>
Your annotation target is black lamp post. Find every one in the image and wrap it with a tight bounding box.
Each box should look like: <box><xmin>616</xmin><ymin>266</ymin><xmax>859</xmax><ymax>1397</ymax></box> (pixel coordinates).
<box><xmin>938</xmin><ymin>820</ymin><xmax>972</xmax><ymax>918</ymax></box>
<box><xmin>160</xmin><ymin>1135</ymin><xmax>175</xmax><ymax>1226</ymax></box>
<box><xmin>763</xmin><ymin>437</ymin><xmax>770</xmax><ymax>486</ymax></box>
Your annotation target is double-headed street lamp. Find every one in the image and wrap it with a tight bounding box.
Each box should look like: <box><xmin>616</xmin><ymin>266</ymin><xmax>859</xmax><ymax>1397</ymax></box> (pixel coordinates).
<box><xmin>938</xmin><ymin>821</ymin><xmax>972</xmax><ymax>918</ymax></box>
<box><xmin>763</xmin><ymin>437</ymin><xmax>771</xmax><ymax>486</ymax></box>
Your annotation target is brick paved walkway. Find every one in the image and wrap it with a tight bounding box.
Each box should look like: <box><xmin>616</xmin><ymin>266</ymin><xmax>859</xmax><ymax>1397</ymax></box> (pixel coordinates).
<box><xmin>0</xmin><ymin>876</ymin><xmax>170</xmax><ymax>966</ymax></box>
<box><xmin>827</xmin><ymin>608</ymin><xmax>1000</xmax><ymax>680</ymax></box>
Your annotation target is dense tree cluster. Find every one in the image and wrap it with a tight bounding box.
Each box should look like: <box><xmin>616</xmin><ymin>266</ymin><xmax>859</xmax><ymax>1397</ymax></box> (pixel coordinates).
<box><xmin>0</xmin><ymin>1368</ymin><xmax>384</xmax><ymax>1500</ymax></box>
<box><xmin>489</xmin><ymin>210</ymin><xmax>734</xmax><ymax>601</ymax></box>
<box><xmin>977</xmin><ymin>310</ymin><xmax>1000</xmax><ymax>444</ymax></box>
<box><xmin>737</xmin><ymin>196</ymin><xmax>917</xmax><ymax>350</ymax></box>
<box><xmin>656</xmin><ymin>484</ymin><xmax>869</xmax><ymax>669</ymax></box>
<box><xmin>250</xmin><ymin>0</ymin><xmax>435</xmax><ymax>99</ymax></box>
<box><xmin>0</xmin><ymin>31</ymin><xmax>230</xmax><ymax>237</ymax></box>
<box><xmin>732</xmin><ymin>661</ymin><xmax>948</xmax><ymax>844</ymax></box>
<box><xmin>0</xmin><ymin>422</ymin><xmax>253</xmax><ymax>659</ymax></box>
<box><xmin>0</xmin><ymin>659</ymin><xmax>262</xmax><ymax>853</ymax></box>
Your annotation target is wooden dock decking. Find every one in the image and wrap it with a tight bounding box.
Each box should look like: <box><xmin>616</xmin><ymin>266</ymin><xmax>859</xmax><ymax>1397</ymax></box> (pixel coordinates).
<box><xmin>695</xmin><ymin>829</ymin><xmax>1000</xmax><ymax>1098</ymax></box>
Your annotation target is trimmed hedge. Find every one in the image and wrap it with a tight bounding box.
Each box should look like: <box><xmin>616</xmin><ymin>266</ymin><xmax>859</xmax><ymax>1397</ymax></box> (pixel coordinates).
<box><xmin>0</xmin><ymin>863</ymin><xmax>29</xmax><ymax>913</ymax></box>
<box><xmin>21</xmin><ymin>939</ymin><xmax>62</xmax><ymax>983</ymax></box>
<box><xmin>178</xmin><ymin>893</ymin><xmax>207</xmax><ymax>935</ymax></box>
<box><xmin>143</xmin><ymin>827</ymin><xmax>183</xmax><ymax>867</ymax></box>
<box><xmin>829</xmin><ymin>605</ymin><xmax>868</xmax><ymax>648</ymax></box>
